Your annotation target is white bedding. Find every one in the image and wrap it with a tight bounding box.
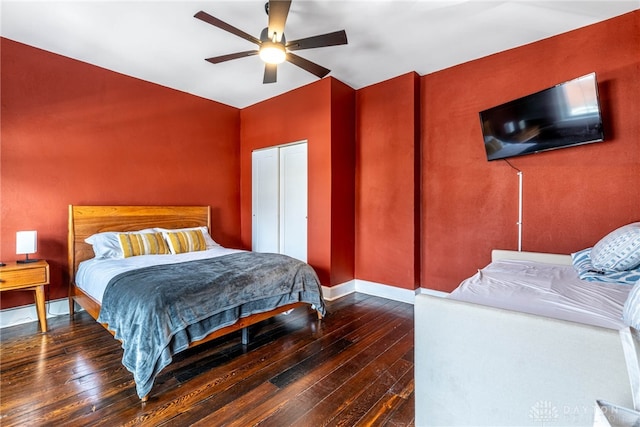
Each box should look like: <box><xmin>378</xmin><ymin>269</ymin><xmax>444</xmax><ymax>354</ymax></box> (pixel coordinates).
<box><xmin>449</xmin><ymin>259</ymin><xmax>632</xmax><ymax>329</ymax></box>
<box><xmin>76</xmin><ymin>247</ymin><xmax>244</xmax><ymax>303</ymax></box>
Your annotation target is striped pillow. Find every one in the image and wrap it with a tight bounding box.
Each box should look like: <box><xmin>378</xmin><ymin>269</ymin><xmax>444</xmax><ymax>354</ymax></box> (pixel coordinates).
<box><xmin>154</xmin><ymin>226</ymin><xmax>220</xmax><ymax>249</ymax></box>
<box><xmin>163</xmin><ymin>229</ymin><xmax>208</xmax><ymax>254</ymax></box>
<box><xmin>118</xmin><ymin>232</ymin><xmax>170</xmax><ymax>258</ymax></box>
<box><xmin>591</xmin><ymin>222</ymin><xmax>640</xmax><ymax>272</ymax></box>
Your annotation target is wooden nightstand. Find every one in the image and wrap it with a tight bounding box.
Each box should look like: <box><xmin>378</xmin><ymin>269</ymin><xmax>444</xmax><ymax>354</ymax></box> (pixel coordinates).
<box><xmin>0</xmin><ymin>260</ymin><xmax>50</xmax><ymax>332</ymax></box>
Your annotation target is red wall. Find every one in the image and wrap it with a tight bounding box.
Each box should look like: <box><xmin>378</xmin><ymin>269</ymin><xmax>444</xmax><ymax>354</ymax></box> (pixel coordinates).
<box><xmin>355</xmin><ymin>73</ymin><xmax>421</xmax><ymax>290</ymax></box>
<box><xmin>421</xmin><ymin>11</ymin><xmax>640</xmax><ymax>292</ymax></box>
<box><xmin>239</xmin><ymin>78</ymin><xmax>356</xmax><ymax>286</ymax></box>
<box><xmin>1</xmin><ymin>38</ymin><xmax>242</xmax><ymax>309</ymax></box>
<box><xmin>329</xmin><ymin>78</ymin><xmax>356</xmax><ymax>285</ymax></box>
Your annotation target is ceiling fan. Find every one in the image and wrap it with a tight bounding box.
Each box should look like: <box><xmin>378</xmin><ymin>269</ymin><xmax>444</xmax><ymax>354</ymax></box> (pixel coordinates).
<box><xmin>194</xmin><ymin>0</ymin><xmax>348</xmax><ymax>84</ymax></box>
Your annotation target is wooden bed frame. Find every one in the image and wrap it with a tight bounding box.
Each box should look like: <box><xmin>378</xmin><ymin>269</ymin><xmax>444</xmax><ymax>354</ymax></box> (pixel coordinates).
<box><xmin>415</xmin><ymin>249</ymin><xmax>639</xmax><ymax>426</ymax></box>
<box><xmin>67</xmin><ymin>205</ymin><xmax>320</xmax><ymax>401</ymax></box>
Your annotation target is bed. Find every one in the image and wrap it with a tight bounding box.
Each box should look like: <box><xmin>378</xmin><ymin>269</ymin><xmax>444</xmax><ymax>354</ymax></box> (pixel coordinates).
<box><xmin>415</xmin><ymin>246</ymin><xmax>640</xmax><ymax>426</ymax></box>
<box><xmin>67</xmin><ymin>205</ymin><xmax>326</xmax><ymax>401</ymax></box>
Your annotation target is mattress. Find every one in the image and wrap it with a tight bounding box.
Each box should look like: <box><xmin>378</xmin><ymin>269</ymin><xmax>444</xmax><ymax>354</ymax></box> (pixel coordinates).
<box><xmin>449</xmin><ymin>259</ymin><xmax>632</xmax><ymax>329</ymax></box>
<box><xmin>75</xmin><ymin>246</ymin><xmax>243</xmax><ymax>303</ymax></box>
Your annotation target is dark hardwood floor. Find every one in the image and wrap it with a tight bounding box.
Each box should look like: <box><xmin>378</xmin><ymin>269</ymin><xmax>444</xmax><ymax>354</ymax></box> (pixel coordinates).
<box><xmin>0</xmin><ymin>293</ymin><xmax>415</xmax><ymax>426</ymax></box>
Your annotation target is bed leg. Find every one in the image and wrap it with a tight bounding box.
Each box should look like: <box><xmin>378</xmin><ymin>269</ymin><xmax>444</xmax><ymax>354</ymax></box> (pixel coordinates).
<box><xmin>241</xmin><ymin>327</ymin><xmax>249</xmax><ymax>345</ymax></box>
<box><xmin>68</xmin><ymin>297</ymin><xmax>75</xmax><ymax>317</ymax></box>
<box><xmin>141</xmin><ymin>395</ymin><xmax>148</xmax><ymax>403</ymax></box>
<box><xmin>316</xmin><ymin>310</ymin><xmax>323</xmax><ymax>320</ymax></box>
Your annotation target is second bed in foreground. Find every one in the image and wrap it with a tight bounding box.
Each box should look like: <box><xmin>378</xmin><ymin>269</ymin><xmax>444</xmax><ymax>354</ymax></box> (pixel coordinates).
<box><xmin>415</xmin><ymin>249</ymin><xmax>639</xmax><ymax>426</ymax></box>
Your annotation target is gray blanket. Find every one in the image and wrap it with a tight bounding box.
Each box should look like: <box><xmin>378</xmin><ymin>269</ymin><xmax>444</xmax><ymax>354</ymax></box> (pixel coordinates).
<box><xmin>96</xmin><ymin>252</ymin><xmax>326</xmax><ymax>399</ymax></box>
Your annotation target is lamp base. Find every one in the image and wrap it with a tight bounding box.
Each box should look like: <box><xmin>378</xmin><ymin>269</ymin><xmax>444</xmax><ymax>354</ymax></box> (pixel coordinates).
<box><xmin>17</xmin><ymin>254</ymin><xmax>39</xmax><ymax>264</ymax></box>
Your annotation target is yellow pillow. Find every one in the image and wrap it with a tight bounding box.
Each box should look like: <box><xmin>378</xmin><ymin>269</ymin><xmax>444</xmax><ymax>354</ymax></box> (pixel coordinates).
<box><xmin>164</xmin><ymin>229</ymin><xmax>207</xmax><ymax>254</ymax></box>
<box><xmin>118</xmin><ymin>232</ymin><xmax>170</xmax><ymax>258</ymax></box>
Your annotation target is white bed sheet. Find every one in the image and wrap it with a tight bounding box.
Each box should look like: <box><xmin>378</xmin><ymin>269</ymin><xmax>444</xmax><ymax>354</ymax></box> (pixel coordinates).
<box><xmin>76</xmin><ymin>247</ymin><xmax>244</xmax><ymax>303</ymax></box>
<box><xmin>449</xmin><ymin>259</ymin><xmax>632</xmax><ymax>329</ymax></box>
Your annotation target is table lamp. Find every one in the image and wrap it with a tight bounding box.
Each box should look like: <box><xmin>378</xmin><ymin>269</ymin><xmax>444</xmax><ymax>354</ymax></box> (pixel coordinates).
<box><xmin>16</xmin><ymin>230</ymin><xmax>39</xmax><ymax>264</ymax></box>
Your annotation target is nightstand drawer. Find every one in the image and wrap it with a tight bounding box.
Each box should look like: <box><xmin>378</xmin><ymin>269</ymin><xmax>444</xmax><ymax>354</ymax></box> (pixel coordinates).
<box><xmin>0</xmin><ymin>266</ymin><xmax>47</xmax><ymax>290</ymax></box>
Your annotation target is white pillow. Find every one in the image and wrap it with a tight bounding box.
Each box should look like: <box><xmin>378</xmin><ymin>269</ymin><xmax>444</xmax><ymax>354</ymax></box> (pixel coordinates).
<box><xmin>591</xmin><ymin>222</ymin><xmax>640</xmax><ymax>272</ymax></box>
<box><xmin>623</xmin><ymin>281</ymin><xmax>640</xmax><ymax>329</ymax></box>
<box><xmin>154</xmin><ymin>226</ymin><xmax>220</xmax><ymax>249</ymax></box>
<box><xmin>85</xmin><ymin>229</ymin><xmax>155</xmax><ymax>259</ymax></box>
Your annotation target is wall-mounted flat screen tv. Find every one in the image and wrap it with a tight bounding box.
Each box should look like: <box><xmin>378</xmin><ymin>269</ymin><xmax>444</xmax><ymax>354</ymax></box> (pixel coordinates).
<box><xmin>479</xmin><ymin>73</ymin><xmax>604</xmax><ymax>161</ymax></box>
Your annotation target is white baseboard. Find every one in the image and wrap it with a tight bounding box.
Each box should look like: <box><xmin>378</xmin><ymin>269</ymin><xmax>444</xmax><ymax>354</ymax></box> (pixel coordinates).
<box><xmin>323</xmin><ymin>279</ymin><xmax>424</xmax><ymax>305</ymax></box>
<box><xmin>321</xmin><ymin>281</ymin><xmax>356</xmax><ymax>301</ymax></box>
<box><xmin>355</xmin><ymin>279</ymin><xmax>417</xmax><ymax>304</ymax></box>
<box><xmin>0</xmin><ymin>298</ymin><xmax>72</xmax><ymax>329</ymax></box>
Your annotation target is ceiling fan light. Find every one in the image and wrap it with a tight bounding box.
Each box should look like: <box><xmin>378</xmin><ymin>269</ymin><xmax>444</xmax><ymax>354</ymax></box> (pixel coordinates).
<box><xmin>259</xmin><ymin>42</ymin><xmax>286</xmax><ymax>64</ymax></box>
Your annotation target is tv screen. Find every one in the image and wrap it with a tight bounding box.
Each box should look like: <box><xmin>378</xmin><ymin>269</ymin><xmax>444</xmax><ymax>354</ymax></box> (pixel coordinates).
<box><xmin>479</xmin><ymin>73</ymin><xmax>604</xmax><ymax>161</ymax></box>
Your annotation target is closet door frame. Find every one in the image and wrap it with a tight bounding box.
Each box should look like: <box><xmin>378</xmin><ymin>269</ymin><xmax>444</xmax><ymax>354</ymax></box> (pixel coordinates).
<box><xmin>251</xmin><ymin>140</ymin><xmax>308</xmax><ymax>262</ymax></box>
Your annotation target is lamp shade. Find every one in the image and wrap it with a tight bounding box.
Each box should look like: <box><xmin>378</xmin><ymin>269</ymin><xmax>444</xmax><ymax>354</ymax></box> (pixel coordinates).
<box><xmin>16</xmin><ymin>230</ymin><xmax>37</xmax><ymax>255</ymax></box>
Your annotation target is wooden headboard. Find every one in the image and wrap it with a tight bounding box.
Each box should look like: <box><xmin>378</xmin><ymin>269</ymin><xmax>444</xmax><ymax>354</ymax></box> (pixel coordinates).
<box><xmin>68</xmin><ymin>205</ymin><xmax>211</xmax><ymax>282</ymax></box>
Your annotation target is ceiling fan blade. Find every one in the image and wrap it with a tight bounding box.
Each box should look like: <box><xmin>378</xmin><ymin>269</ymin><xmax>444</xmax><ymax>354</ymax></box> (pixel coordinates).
<box><xmin>263</xmin><ymin>63</ymin><xmax>278</xmax><ymax>84</ymax></box>
<box><xmin>205</xmin><ymin>50</ymin><xmax>259</xmax><ymax>64</ymax></box>
<box><xmin>286</xmin><ymin>30</ymin><xmax>347</xmax><ymax>51</ymax></box>
<box><xmin>194</xmin><ymin>11</ymin><xmax>261</xmax><ymax>45</ymax></box>
<box><xmin>267</xmin><ymin>0</ymin><xmax>291</xmax><ymax>42</ymax></box>
<box><xmin>286</xmin><ymin>52</ymin><xmax>330</xmax><ymax>78</ymax></box>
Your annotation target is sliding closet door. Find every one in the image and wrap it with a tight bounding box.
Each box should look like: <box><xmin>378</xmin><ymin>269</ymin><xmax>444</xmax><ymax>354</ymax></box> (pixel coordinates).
<box><xmin>279</xmin><ymin>143</ymin><xmax>308</xmax><ymax>262</ymax></box>
<box><xmin>251</xmin><ymin>142</ymin><xmax>307</xmax><ymax>262</ymax></box>
<box><xmin>252</xmin><ymin>148</ymin><xmax>280</xmax><ymax>254</ymax></box>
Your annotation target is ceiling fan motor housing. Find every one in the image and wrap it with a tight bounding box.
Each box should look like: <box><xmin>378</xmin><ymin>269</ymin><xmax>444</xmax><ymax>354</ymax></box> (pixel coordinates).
<box><xmin>260</xmin><ymin>27</ymin><xmax>286</xmax><ymax>45</ymax></box>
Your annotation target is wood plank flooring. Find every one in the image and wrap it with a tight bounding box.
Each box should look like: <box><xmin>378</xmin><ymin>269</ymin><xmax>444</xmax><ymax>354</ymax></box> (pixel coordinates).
<box><xmin>0</xmin><ymin>293</ymin><xmax>415</xmax><ymax>426</ymax></box>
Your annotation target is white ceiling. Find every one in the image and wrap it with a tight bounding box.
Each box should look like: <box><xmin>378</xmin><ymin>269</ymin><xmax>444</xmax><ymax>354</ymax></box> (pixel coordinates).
<box><xmin>2</xmin><ymin>1</ymin><xmax>638</xmax><ymax>108</ymax></box>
